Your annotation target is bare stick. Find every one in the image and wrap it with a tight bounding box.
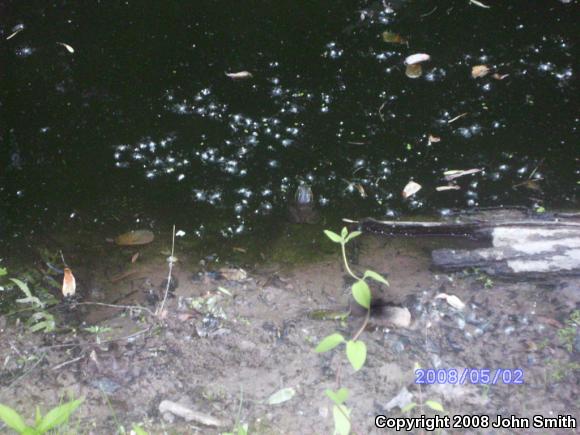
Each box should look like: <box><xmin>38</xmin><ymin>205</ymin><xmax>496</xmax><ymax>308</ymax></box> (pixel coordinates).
<box><xmin>156</xmin><ymin>225</ymin><xmax>176</xmax><ymax>316</ymax></box>
<box><xmin>447</xmin><ymin>112</ymin><xmax>468</xmax><ymax>124</ymax></box>
<box><xmin>75</xmin><ymin>301</ymin><xmax>155</xmax><ymax>316</ymax></box>
<box><xmin>52</xmin><ymin>355</ymin><xmax>84</xmax><ymax>371</ymax></box>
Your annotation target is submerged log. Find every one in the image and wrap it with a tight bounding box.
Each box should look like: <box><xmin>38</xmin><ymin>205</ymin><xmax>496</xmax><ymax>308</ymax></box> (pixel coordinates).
<box><xmin>349</xmin><ymin>208</ymin><xmax>580</xmax><ymax>276</ymax></box>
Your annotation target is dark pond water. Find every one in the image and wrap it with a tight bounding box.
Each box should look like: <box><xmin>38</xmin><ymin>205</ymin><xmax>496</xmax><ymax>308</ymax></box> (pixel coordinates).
<box><xmin>1</xmin><ymin>0</ymin><xmax>578</xmax><ymax>245</ymax></box>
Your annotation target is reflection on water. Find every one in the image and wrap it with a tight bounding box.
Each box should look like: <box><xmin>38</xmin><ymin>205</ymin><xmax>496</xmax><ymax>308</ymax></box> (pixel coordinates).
<box><xmin>1</xmin><ymin>1</ymin><xmax>577</xmax><ymax>243</ymax></box>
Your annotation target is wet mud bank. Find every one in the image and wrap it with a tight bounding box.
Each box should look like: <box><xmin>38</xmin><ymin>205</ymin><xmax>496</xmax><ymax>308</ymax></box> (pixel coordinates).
<box><xmin>0</xmin><ymin>230</ymin><xmax>578</xmax><ymax>434</ymax></box>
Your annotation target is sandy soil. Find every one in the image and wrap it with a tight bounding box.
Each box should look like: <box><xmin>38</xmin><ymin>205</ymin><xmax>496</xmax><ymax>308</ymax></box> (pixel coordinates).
<box><xmin>0</xmin><ymin>231</ymin><xmax>579</xmax><ymax>434</ymax></box>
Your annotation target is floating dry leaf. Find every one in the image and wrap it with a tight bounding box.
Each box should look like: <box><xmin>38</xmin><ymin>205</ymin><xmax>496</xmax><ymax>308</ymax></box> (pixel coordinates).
<box><xmin>382</xmin><ymin>31</ymin><xmax>407</xmax><ymax>45</ymax></box>
<box><xmin>513</xmin><ymin>178</ymin><xmax>543</xmax><ymax>191</ymax></box>
<box><xmin>57</xmin><ymin>42</ymin><xmax>74</xmax><ymax>53</ymax></box>
<box><xmin>469</xmin><ymin>0</ymin><xmax>490</xmax><ymax>8</ymax></box>
<box><xmin>225</xmin><ymin>71</ymin><xmax>253</xmax><ymax>80</ymax></box>
<box><xmin>354</xmin><ymin>183</ymin><xmax>367</xmax><ymax>198</ymax></box>
<box><xmin>492</xmin><ymin>73</ymin><xmax>509</xmax><ymax>80</ymax></box>
<box><xmin>131</xmin><ymin>252</ymin><xmax>140</xmax><ymax>263</ymax></box>
<box><xmin>115</xmin><ymin>230</ymin><xmax>155</xmax><ymax>246</ymax></box>
<box><xmin>443</xmin><ymin>168</ymin><xmax>482</xmax><ymax>181</ymax></box>
<box><xmin>435</xmin><ymin>293</ymin><xmax>466</xmax><ymax>310</ymax></box>
<box><xmin>471</xmin><ymin>64</ymin><xmax>490</xmax><ymax>78</ymax></box>
<box><xmin>404</xmin><ymin>53</ymin><xmax>430</xmax><ymax>65</ymax></box>
<box><xmin>62</xmin><ymin>267</ymin><xmax>76</xmax><ymax>298</ymax></box>
<box><xmin>428</xmin><ymin>134</ymin><xmax>441</xmax><ymax>145</ymax></box>
<box><xmin>436</xmin><ymin>185</ymin><xmax>461</xmax><ymax>191</ymax></box>
<box><xmin>402</xmin><ymin>181</ymin><xmax>422</xmax><ymax>199</ymax></box>
<box><xmin>405</xmin><ymin>64</ymin><xmax>422</xmax><ymax>79</ymax></box>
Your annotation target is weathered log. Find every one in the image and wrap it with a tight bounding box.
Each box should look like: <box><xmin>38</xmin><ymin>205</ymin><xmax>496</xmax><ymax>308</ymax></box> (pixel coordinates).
<box><xmin>432</xmin><ymin>225</ymin><xmax>580</xmax><ymax>276</ymax></box>
<box><xmin>348</xmin><ymin>208</ymin><xmax>580</xmax><ymax>276</ymax></box>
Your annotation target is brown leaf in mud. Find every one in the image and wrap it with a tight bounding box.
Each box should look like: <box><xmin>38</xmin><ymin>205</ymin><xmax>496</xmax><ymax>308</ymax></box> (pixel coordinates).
<box><xmin>225</xmin><ymin>71</ymin><xmax>253</xmax><ymax>80</ymax></box>
<box><xmin>382</xmin><ymin>31</ymin><xmax>407</xmax><ymax>45</ymax></box>
<box><xmin>219</xmin><ymin>267</ymin><xmax>247</xmax><ymax>281</ymax></box>
<box><xmin>114</xmin><ymin>230</ymin><xmax>154</xmax><ymax>246</ymax></box>
<box><xmin>131</xmin><ymin>252</ymin><xmax>140</xmax><ymax>263</ymax></box>
<box><xmin>232</xmin><ymin>246</ymin><xmax>247</xmax><ymax>253</ymax></box>
<box><xmin>62</xmin><ymin>267</ymin><xmax>76</xmax><ymax>297</ymax></box>
<box><xmin>492</xmin><ymin>73</ymin><xmax>509</xmax><ymax>80</ymax></box>
<box><xmin>402</xmin><ymin>181</ymin><xmax>422</xmax><ymax>199</ymax></box>
<box><xmin>435</xmin><ymin>293</ymin><xmax>466</xmax><ymax>310</ymax></box>
<box><xmin>405</xmin><ymin>64</ymin><xmax>422</xmax><ymax>79</ymax></box>
<box><xmin>471</xmin><ymin>65</ymin><xmax>490</xmax><ymax>78</ymax></box>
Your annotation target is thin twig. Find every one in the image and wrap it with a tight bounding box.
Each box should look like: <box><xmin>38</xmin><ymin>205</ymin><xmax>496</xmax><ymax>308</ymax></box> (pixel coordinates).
<box><xmin>75</xmin><ymin>301</ymin><xmax>155</xmax><ymax>316</ymax></box>
<box><xmin>420</xmin><ymin>6</ymin><xmax>437</xmax><ymax>17</ymax></box>
<box><xmin>447</xmin><ymin>112</ymin><xmax>468</xmax><ymax>124</ymax></box>
<box><xmin>157</xmin><ymin>225</ymin><xmax>176</xmax><ymax>316</ymax></box>
<box><xmin>52</xmin><ymin>355</ymin><xmax>84</xmax><ymax>371</ymax></box>
<box><xmin>5</xmin><ymin>353</ymin><xmax>46</xmax><ymax>388</ymax></box>
<box><xmin>378</xmin><ymin>100</ymin><xmax>388</xmax><ymax>122</ymax></box>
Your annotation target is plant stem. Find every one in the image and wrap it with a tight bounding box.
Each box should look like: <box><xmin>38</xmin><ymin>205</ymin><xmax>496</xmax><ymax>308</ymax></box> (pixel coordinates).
<box><xmin>341</xmin><ymin>242</ymin><xmax>359</xmax><ymax>281</ymax></box>
<box><xmin>156</xmin><ymin>224</ymin><xmax>176</xmax><ymax>316</ymax></box>
<box><xmin>352</xmin><ymin>308</ymin><xmax>370</xmax><ymax>342</ymax></box>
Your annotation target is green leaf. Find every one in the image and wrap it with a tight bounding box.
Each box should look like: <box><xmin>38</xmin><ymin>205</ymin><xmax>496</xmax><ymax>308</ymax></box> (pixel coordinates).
<box><xmin>323</xmin><ymin>230</ymin><xmax>343</xmax><ymax>244</ymax></box>
<box><xmin>332</xmin><ymin>404</ymin><xmax>351</xmax><ymax>435</ymax></box>
<box><xmin>10</xmin><ymin>278</ymin><xmax>32</xmax><ymax>298</ymax></box>
<box><xmin>425</xmin><ymin>400</ymin><xmax>445</xmax><ymax>412</ymax></box>
<box><xmin>340</xmin><ymin>227</ymin><xmax>348</xmax><ymax>239</ymax></box>
<box><xmin>400</xmin><ymin>402</ymin><xmax>417</xmax><ymax>414</ymax></box>
<box><xmin>346</xmin><ymin>340</ymin><xmax>367</xmax><ymax>371</ymax></box>
<box><xmin>0</xmin><ymin>403</ymin><xmax>28</xmax><ymax>432</ymax></box>
<box><xmin>0</xmin><ymin>267</ymin><xmax>7</xmax><ymax>276</ymax></box>
<box><xmin>352</xmin><ymin>280</ymin><xmax>371</xmax><ymax>310</ymax></box>
<box><xmin>345</xmin><ymin>231</ymin><xmax>361</xmax><ymax>243</ymax></box>
<box><xmin>325</xmin><ymin>388</ymin><xmax>349</xmax><ymax>406</ymax></box>
<box><xmin>35</xmin><ymin>406</ymin><xmax>42</xmax><ymax>427</ymax></box>
<box><xmin>36</xmin><ymin>398</ymin><xmax>84</xmax><ymax>433</ymax></box>
<box><xmin>315</xmin><ymin>333</ymin><xmax>345</xmax><ymax>353</ymax></box>
<box><xmin>363</xmin><ymin>270</ymin><xmax>389</xmax><ymax>286</ymax></box>
<box><xmin>132</xmin><ymin>424</ymin><xmax>149</xmax><ymax>435</ymax></box>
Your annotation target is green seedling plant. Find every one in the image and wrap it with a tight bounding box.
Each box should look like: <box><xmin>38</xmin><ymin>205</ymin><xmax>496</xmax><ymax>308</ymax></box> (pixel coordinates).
<box><xmin>557</xmin><ymin>310</ymin><xmax>580</xmax><ymax>353</ymax></box>
<box><xmin>402</xmin><ymin>363</ymin><xmax>446</xmax><ymax>435</ymax></box>
<box><xmin>0</xmin><ymin>397</ymin><xmax>83</xmax><ymax>435</ymax></box>
<box><xmin>316</xmin><ymin>227</ymin><xmax>389</xmax><ymax>435</ymax></box>
<box><xmin>10</xmin><ymin>278</ymin><xmax>56</xmax><ymax>333</ymax></box>
<box><xmin>83</xmin><ymin>325</ymin><xmax>113</xmax><ymax>344</ymax></box>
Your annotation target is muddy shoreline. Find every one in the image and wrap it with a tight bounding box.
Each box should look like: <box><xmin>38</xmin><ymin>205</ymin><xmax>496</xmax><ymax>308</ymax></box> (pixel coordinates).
<box><xmin>0</xmin><ymin>230</ymin><xmax>578</xmax><ymax>434</ymax></box>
